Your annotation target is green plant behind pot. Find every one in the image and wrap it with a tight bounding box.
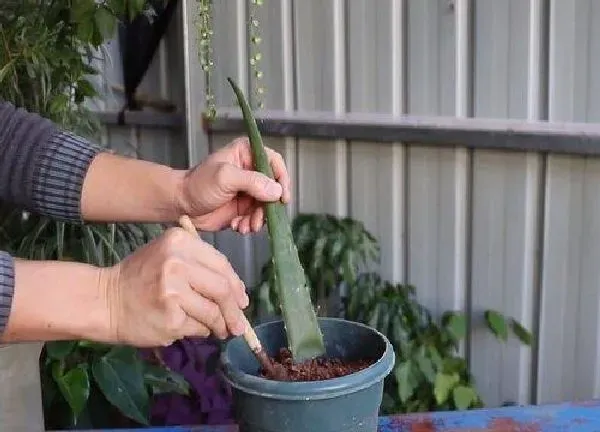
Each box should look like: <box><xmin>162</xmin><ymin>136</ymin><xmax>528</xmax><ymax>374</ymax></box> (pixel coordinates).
<box><xmin>250</xmin><ymin>212</ymin><xmax>533</xmax><ymax>415</ymax></box>
<box><xmin>0</xmin><ymin>1</ymin><xmax>189</xmax><ymax>429</ymax></box>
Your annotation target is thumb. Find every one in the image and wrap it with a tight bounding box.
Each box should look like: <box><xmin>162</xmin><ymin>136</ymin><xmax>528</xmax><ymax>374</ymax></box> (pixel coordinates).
<box><xmin>222</xmin><ymin>164</ymin><xmax>283</xmax><ymax>201</ymax></box>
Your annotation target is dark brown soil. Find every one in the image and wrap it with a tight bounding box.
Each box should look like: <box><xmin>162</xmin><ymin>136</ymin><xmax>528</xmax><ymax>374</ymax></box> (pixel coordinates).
<box><xmin>259</xmin><ymin>347</ymin><xmax>373</xmax><ymax>382</ymax></box>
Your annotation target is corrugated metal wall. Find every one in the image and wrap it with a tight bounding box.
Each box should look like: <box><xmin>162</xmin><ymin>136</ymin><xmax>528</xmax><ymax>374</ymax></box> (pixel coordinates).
<box><xmin>200</xmin><ymin>0</ymin><xmax>600</xmax><ymax>409</ymax></box>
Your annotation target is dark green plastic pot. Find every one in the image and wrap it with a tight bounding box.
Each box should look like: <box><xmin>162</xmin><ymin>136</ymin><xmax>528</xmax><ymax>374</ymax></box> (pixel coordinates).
<box><xmin>220</xmin><ymin>318</ymin><xmax>395</xmax><ymax>432</ymax></box>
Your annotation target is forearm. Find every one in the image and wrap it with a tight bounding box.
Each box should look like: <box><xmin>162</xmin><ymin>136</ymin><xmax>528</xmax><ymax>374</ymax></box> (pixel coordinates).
<box><xmin>1</xmin><ymin>258</ymin><xmax>114</xmax><ymax>343</ymax></box>
<box><xmin>80</xmin><ymin>152</ymin><xmax>185</xmax><ymax>223</ymax></box>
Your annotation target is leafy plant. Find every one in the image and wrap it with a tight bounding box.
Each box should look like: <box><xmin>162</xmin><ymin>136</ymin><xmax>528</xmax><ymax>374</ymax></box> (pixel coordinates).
<box><xmin>229</xmin><ymin>77</ymin><xmax>325</xmax><ymax>362</ymax></box>
<box><xmin>0</xmin><ymin>1</ymin><xmax>190</xmax><ymax>429</ymax></box>
<box><xmin>250</xmin><ymin>212</ymin><xmax>533</xmax><ymax>415</ymax></box>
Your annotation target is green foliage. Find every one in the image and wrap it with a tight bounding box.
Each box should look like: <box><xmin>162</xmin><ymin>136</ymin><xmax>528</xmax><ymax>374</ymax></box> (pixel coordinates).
<box><xmin>250</xmin><ymin>213</ymin><xmax>535</xmax><ymax>415</ymax></box>
<box><xmin>0</xmin><ymin>1</ymin><xmax>189</xmax><ymax>429</ymax></box>
<box><xmin>43</xmin><ymin>343</ymin><xmax>189</xmax><ymax>428</ymax></box>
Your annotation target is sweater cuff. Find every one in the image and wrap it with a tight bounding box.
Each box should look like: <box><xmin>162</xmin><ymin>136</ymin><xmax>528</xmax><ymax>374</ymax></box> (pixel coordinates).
<box><xmin>31</xmin><ymin>130</ymin><xmax>103</xmax><ymax>222</ymax></box>
<box><xmin>0</xmin><ymin>252</ymin><xmax>15</xmax><ymax>336</ymax></box>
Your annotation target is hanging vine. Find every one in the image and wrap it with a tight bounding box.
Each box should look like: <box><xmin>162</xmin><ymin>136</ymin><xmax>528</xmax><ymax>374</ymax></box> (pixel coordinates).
<box><xmin>196</xmin><ymin>0</ymin><xmax>216</xmax><ymax>119</ymax></box>
<box><xmin>248</xmin><ymin>0</ymin><xmax>264</xmax><ymax>109</ymax></box>
<box><xmin>196</xmin><ymin>0</ymin><xmax>265</xmax><ymax>119</ymax></box>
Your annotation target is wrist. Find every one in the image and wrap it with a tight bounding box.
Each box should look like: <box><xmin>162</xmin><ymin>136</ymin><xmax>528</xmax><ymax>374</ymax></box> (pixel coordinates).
<box><xmin>3</xmin><ymin>259</ymin><xmax>115</xmax><ymax>343</ymax></box>
<box><xmin>171</xmin><ymin>168</ymin><xmax>190</xmax><ymax>220</ymax></box>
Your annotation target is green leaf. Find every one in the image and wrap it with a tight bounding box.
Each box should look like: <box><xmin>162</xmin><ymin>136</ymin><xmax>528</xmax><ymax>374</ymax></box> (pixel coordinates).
<box><xmin>415</xmin><ymin>346</ymin><xmax>436</xmax><ymax>383</ymax></box>
<box><xmin>0</xmin><ymin>60</ymin><xmax>15</xmax><ymax>83</ymax></box>
<box><xmin>95</xmin><ymin>7</ymin><xmax>117</xmax><ymax>38</ymax></box>
<box><xmin>92</xmin><ymin>346</ymin><xmax>150</xmax><ymax>425</ymax></box>
<box><xmin>77</xmin><ymin>340</ymin><xmax>112</xmax><ymax>353</ymax></box>
<box><xmin>510</xmin><ymin>318</ymin><xmax>533</xmax><ymax>345</ymax></box>
<box><xmin>394</xmin><ymin>360</ymin><xmax>417</xmax><ymax>403</ymax></box>
<box><xmin>442</xmin><ymin>311</ymin><xmax>467</xmax><ymax>340</ymax></box>
<box><xmin>46</xmin><ymin>341</ymin><xmax>77</xmax><ymax>360</ymax></box>
<box><xmin>52</xmin><ymin>363</ymin><xmax>90</xmax><ymax>420</ymax></box>
<box><xmin>127</xmin><ymin>0</ymin><xmax>147</xmax><ymax>21</ymax></box>
<box><xmin>484</xmin><ymin>310</ymin><xmax>509</xmax><ymax>342</ymax></box>
<box><xmin>452</xmin><ymin>385</ymin><xmax>477</xmax><ymax>410</ymax></box>
<box><xmin>143</xmin><ymin>364</ymin><xmax>190</xmax><ymax>396</ymax></box>
<box><xmin>434</xmin><ymin>372</ymin><xmax>459</xmax><ymax>405</ymax></box>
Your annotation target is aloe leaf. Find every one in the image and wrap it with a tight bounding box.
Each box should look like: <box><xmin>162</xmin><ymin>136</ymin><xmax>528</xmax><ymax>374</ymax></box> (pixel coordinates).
<box><xmin>227</xmin><ymin>77</ymin><xmax>325</xmax><ymax>362</ymax></box>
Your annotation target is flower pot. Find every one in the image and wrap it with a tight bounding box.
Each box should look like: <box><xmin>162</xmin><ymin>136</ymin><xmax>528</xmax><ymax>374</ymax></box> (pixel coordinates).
<box><xmin>220</xmin><ymin>318</ymin><xmax>395</xmax><ymax>432</ymax></box>
<box><xmin>0</xmin><ymin>342</ymin><xmax>45</xmax><ymax>431</ymax></box>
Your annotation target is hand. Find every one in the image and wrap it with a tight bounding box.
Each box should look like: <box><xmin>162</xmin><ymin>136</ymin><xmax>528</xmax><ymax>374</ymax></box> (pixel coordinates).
<box><xmin>176</xmin><ymin>137</ymin><xmax>291</xmax><ymax>233</ymax></box>
<box><xmin>105</xmin><ymin>227</ymin><xmax>249</xmax><ymax>347</ymax></box>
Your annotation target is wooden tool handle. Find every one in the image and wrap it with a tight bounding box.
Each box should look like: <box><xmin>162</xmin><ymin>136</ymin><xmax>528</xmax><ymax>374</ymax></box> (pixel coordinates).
<box><xmin>177</xmin><ymin>215</ymin><xmax>263</xmax><ymax>353</ymax></box>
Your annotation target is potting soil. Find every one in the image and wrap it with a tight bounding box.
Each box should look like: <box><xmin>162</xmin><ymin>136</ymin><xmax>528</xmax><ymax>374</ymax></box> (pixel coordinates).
<box><xmin>259</xmin><ymin>347</ymin><xmax>373</xmax><ymax>381</ymax></box>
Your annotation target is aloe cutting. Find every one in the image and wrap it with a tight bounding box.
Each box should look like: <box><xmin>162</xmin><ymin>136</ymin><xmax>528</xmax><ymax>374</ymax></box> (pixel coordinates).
<box><xmin>227</xmin><ymin>77</ymin><xmax>326</xmax><ymax>362</ymax></box>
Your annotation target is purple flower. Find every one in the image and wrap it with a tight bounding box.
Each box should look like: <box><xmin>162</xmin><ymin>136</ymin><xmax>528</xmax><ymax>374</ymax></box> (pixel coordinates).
<box><xmin>140</xmin><ymin>337</ymin><xmax>235</xmax><ymax>426</ymax></box>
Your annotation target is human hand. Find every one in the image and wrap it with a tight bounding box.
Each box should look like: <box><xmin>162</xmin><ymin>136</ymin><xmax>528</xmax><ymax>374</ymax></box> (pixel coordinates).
<box><xmin>105</xmin><ymin>227</ymin><xmax>249</xmax><ymax>347</ymax></box>
<box><xmin>176</xmin><ymin>136</ymin><xmax>291</xmax><ymax>233</ymax></box>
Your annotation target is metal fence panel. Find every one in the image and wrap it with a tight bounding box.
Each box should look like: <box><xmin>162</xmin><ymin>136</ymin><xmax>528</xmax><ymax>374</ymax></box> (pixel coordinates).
<box><xmin>86</xmin><ymin>0</ymin><xmax>600</xmax><ymax>411</ymax></box>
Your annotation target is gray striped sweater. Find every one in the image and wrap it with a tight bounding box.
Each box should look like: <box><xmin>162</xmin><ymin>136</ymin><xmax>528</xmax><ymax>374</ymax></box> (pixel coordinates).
<box><xmin>0</xmin><ymin>102</ymin><xmax>103</xmax><ymax>335</ymax></box>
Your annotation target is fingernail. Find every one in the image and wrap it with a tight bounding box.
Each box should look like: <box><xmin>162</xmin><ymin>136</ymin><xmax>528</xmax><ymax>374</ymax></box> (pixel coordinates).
<box><xmin>266</xmin><ymin>181</ymin><xmax>282</xmax><ymax>197</ymax></box>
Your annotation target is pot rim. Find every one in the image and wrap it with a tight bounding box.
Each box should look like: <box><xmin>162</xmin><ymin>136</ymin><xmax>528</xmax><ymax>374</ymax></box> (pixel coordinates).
<box><xmin>219</xmin><ymin>317</ymin><xmax>395</xmax><ymax>401</ymax></box>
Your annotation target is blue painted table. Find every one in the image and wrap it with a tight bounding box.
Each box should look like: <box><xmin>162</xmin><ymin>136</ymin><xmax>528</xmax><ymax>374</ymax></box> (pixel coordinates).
<box><xmin>93</xmin><ymin>401</ymin><xmax>600</xmax><ymax>431</ymax></box>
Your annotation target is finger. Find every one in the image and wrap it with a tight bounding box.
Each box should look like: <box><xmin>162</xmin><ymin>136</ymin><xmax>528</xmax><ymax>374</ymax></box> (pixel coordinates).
<box><xmin>235</xmin><ymin>139</ymin><xmax>290</xmax><ymax>203</ymax></box>
<box><xmin>250</xmin><ymin>206</ymin><xmax>264</xmax><ymax>232</ymax></box>
<box><xmin>237</xmin><ymin>215</ymin><xmax>252</xmax><ymax>235</ymax></box>
<box><xmin>184</xmin><ymin>260</ymin><xmax>246</xmax><ymax>335</ymax></box>
<box><xmin>231</xmin><ymin>215</ymin><xmax>243</xmax><ymax>231</ymax></box>
<box><xmin>220</xmin><ymin>163</ymin><xmax>282</xmax><ymax>202</ymax></box>
<box><xmin>177</xmin><ymin>283</ymin><xmax>228</xmax><ymax>338</ymax></box>
<box><xmin>179</xmin><ymin>315</ymin><xmax>211</xmax><ymax>339</ymax></box>
<box><xmin>180</xmin><ymin>233</ymin><xmax>248</xmax><ymax>309</ymax></box>
<box><xmin>265</xmin><ymin>147</ymin><xmax>291</xmax><ymax>203</ymax></box>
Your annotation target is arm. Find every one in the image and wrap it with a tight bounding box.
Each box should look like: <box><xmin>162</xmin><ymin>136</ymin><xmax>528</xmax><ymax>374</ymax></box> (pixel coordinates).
<box><xmin>0</xmin><ymin>101</ymin><xmax>183</xmax><ymax>224</ymax></box>
<box><xmin>1</xmin><ymin>257</ymin><xmax>112</xmax><ymax>343</ymax></box>
<box><xmin>80</xmin><ymin>152</ymin><xmax>185</xmax><ymax>223</ymax></box>
<box><xmin>0</xmin><ymin>102</ymin><xmax>182</xmax><ymax>340</ymax></box>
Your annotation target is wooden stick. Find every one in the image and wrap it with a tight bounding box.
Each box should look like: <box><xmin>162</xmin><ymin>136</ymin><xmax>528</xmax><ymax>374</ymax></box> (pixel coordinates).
<box><xmin>177</xmin><ymin>215</ymin><xmax>275</xmax><ymax>375</ymax></box>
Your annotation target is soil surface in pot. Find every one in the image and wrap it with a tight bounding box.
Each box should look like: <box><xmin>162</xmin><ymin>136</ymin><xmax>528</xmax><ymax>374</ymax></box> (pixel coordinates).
<box><xmin>260</xmin><ymin>348</ymin><xmax>374</xmax><ymax>382</ymax></box>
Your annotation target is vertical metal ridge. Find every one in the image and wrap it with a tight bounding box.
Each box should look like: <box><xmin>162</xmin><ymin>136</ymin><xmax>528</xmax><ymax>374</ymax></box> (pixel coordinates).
<box><xmin>236</xmin><ymin>0</ymin><xmax>248</xmax><ymax>93</ymax></box>
<box><xmin>281</xmin><ymin>0</ymin><xmax>298</xmax><ymax>217</ymax></box>
<box><xmin>530</xmin><ymin>153</ymin><xmax>547</xmax><ymax>405</ymax></box>
<box><xmin>289</xmin><ymin>0</ymin><xmax>301</xmax><ymax>215</ymax></box>
<box><xmin>455</xmin><ymin>0</ymin><xmax>472</xmax><ymax>118</ymax></box>
<box><xmin>454</xmin><ymin>0</ymin><xmax>473</xmax><ymax>360</ymax></box>
<box><xmin>333</xmin><ymin>0</ymin><xmax>348</xmax><ymax>217</ymax></box>
<box><xmin>464</xmin><ymin>145</ymin><xmax>474</xmax><ymax>365</ymax></box>
<box><xmin>402</xmin><ymin>0</ymin><xmax>410</xmax><ymax>285</ymax></box>
<box><xmin>392</xmin><ymin>0</ymin><xmax>407</xmax><ymax>283</ymax></box>
<box><xmin>344</xmin><ymin>0</ymin><xmax>352</xmax><ymax>217</ymax></box>
<box><xmin>528</xmin><ymin>0</ymin><xmax>550</xmax><ymax>404</ymax></box>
